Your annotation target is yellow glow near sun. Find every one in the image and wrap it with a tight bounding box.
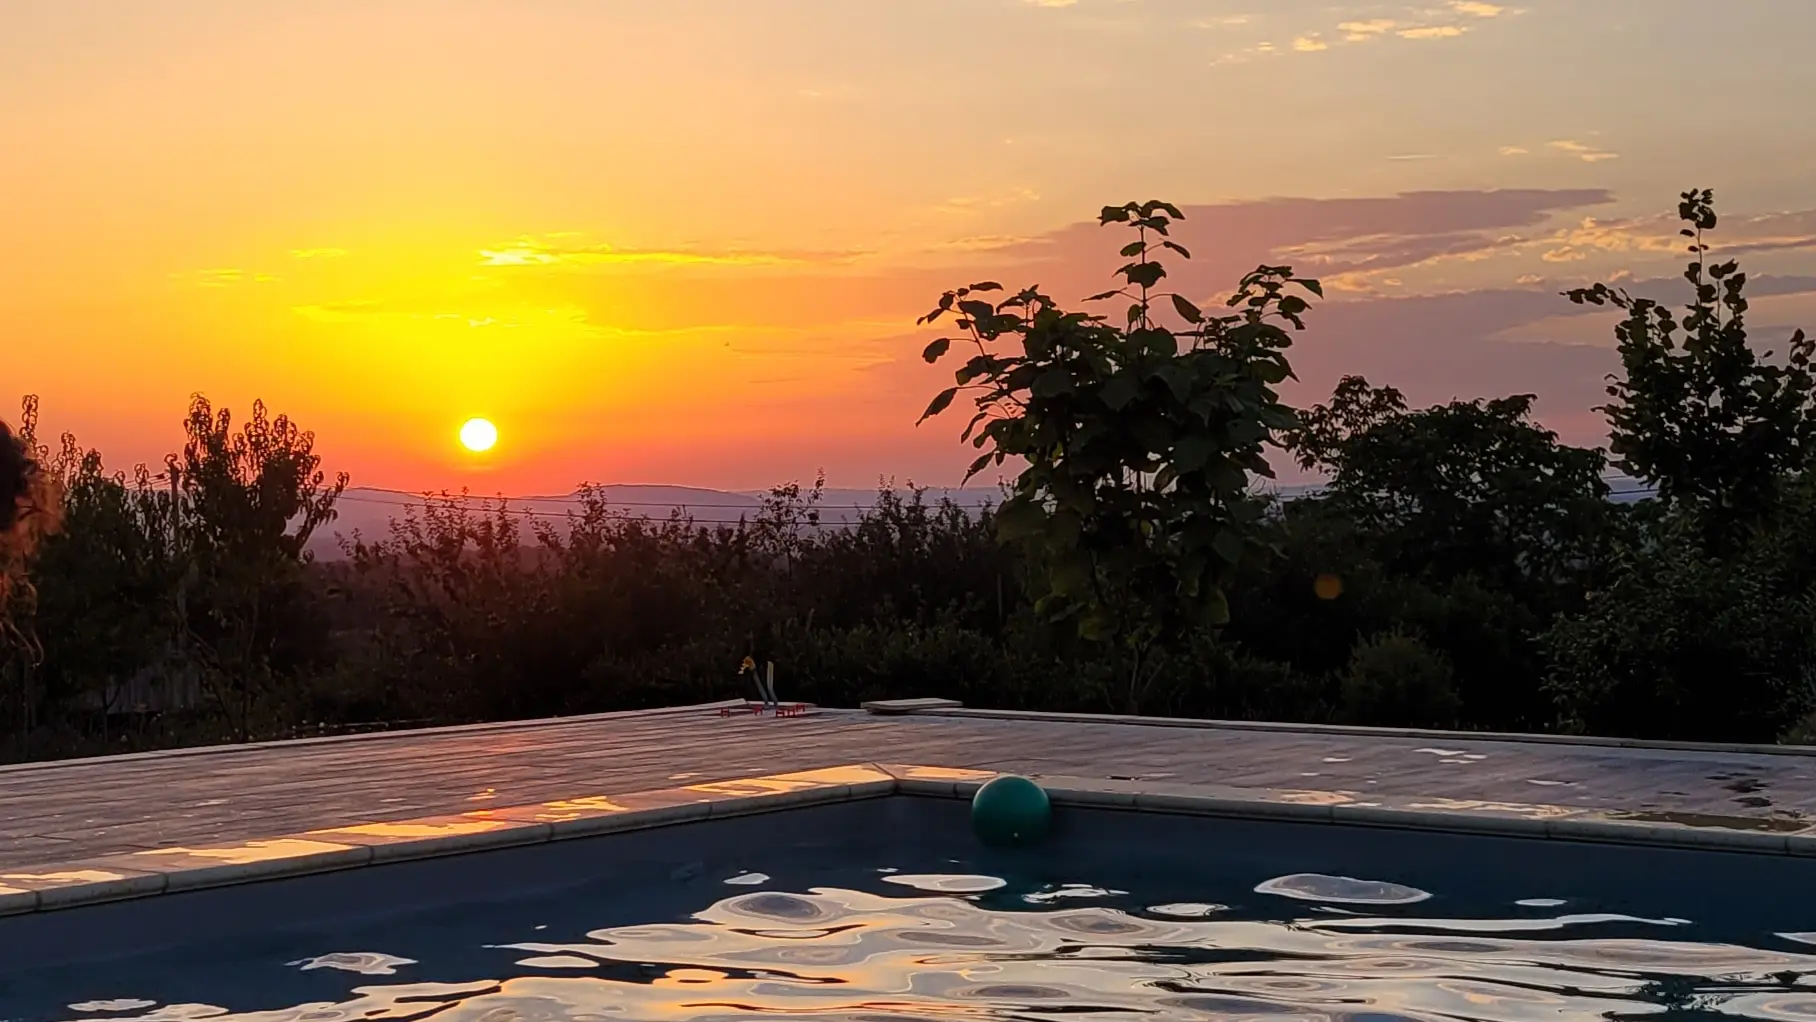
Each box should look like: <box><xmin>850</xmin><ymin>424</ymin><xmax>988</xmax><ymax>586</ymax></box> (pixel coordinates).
<box><xmin>459</xmin><ymin>417</ymin><xmax>498</xmax><ymax>452</ymax></box>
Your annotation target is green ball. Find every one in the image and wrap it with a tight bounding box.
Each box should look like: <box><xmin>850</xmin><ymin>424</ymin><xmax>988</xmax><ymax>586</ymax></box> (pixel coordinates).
<box><xmin>971</xmin><ymin>775</ymin><xmax>1051</xmax><ymax>847</ymax></box>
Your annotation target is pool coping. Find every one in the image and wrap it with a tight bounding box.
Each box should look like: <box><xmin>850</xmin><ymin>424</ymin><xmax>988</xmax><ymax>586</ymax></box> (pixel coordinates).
<box><xmin>0</xmin><ymin>699</ymin><xmax>767</xmax><ymax>776</ymax></box>
<box><xmin>5</xmin><ymin>763</ymin><xmax>1816</xmax><ymax>918</ymax></box>
<box><xmin>863</xmin><ymin>700</ymin><xmax>1816</xmax><ymax>759</ymax></box>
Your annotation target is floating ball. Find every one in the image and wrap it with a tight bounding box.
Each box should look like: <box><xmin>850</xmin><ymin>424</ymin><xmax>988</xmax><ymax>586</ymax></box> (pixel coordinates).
<box><xmin>971</xmin><ymin>775</ymin><xmax>1051</xmax><ymax>848</ymax></box>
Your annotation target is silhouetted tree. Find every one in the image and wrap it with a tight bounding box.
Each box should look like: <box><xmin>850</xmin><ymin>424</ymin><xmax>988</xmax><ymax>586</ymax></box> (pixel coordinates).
<box><xmin>1566</xmin><ymin>188</ymin><xmax>1816</xmax><ymax>535</ymax></box>
<box><xmin>918</xmin><ymin>200</ymin><xmax>1320</xmax><ymax>712</ymax></box>
<box><xmin>168</xmin><ymin>397</ymin><xmax>346</xmax><ymax>740</ymax></box>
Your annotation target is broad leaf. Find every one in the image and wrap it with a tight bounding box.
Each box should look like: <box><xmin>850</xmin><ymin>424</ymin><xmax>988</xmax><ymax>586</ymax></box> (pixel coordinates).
<box><xmin>918</xmin><ymin>387</ymin><xmax>958</xmax><ymax>424</ymax></box>
<box><xmin>994</xmin><ymin>498</ymin><xmax>1048</xmax><ymax>541</ymax></box>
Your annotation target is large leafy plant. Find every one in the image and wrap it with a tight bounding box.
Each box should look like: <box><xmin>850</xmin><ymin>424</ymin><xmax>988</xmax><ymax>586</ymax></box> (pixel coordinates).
<box><xmin>916</xmin><ymin>200</ymin><xmax>1320</xmax><ymax>711</ymax></box>
<box><xmin>1566</xmin><ymin>188</ymin><xmax>1816</xmax><ymax>527</ymax></box>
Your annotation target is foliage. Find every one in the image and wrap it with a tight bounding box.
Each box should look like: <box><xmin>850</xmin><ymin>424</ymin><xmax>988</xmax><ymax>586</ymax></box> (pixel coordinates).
<box><xmin>1565</xmin><ymin>189</ymin><xmax>1816</xmax><ymax>527</ymax></box>
<box><xmin>1541</xmin><ymin>509</ymin><xmax>1816</xmax><ymax>743</ymax></box>
<box><xmin>1287</xmin><ymin>376</ymin><xmax>1614</xmax><ymax>601</ymax></box>
<box><xmin>1339</xmin><ymin>630</ymin><xmax>1460</xmax><ymax>729</ymax></box>
<box><xmin>918</xmin><ymin>199</ymin><xmax>1319</xmax><ymax>710</ymax></box>
<box><xmin>167</xmin><ymin>397</ymin><xmax>347</xmax><ymax>740</ymax></box>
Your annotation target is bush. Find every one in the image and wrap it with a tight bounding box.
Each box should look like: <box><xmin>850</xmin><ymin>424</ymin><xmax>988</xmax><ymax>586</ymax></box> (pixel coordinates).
<box><xmin>1339</xmin><ymin>631</ymin><xmax>1461</xmax><ymax>729</ymax></box>
<box><xmin>1542</xmin><ymin>514</ymin><xmax>1816</xmax><ymax>743</ymax></box>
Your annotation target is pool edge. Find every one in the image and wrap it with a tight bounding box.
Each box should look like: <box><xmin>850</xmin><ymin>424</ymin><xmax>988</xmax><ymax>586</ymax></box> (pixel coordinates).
<box><xmin>6</xmin><ymin>764</ymin><xmax>1812</xmax><ymax>916</ymax></box>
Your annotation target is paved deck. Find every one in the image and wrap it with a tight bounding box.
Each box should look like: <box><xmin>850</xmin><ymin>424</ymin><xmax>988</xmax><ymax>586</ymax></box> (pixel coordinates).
<box><xmin>5</xmin><ymin>706</ymin><xmax>1816</xmax><ymax>872</ymax></box>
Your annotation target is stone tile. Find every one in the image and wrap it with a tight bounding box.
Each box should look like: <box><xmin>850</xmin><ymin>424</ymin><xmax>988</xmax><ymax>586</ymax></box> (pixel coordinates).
<box><xmin>16</xmin><ymin>704</ymin><xmax>1816</xmax><ymax>874</ymax></box>
<box><xmin>86</xmin><ymin>837</ymin><xmax>373</xmax><ymax>891</ymax></box>
<box><xmin>1030</xmin><ymin>774</ymin><xmax>1143</xmax><ymax>808</ymax></box>
<box><xmin>0</xmin><ymin>864</ymin><xmax>167</xmax><ymax>910</ymax></box>
<box><xmin>308</xmin><ymin>814</ymin><xmax>551</xmax><ymax>862</ymax></box>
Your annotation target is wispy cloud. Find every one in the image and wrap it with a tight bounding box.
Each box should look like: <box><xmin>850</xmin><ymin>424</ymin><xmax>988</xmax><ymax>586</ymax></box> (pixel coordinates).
<box><xmin>1400</xmin><ymin>24</ymin><xmax>1466</xmax><ymax>39</ymax></box>
<box><xmin>1023</xmin><ymin>0</ymin><xmax>1076</xmax><ymax>6</ymax></box>
<box><xmin>477</xmin><ymin>236</ymin><xmax>865</xmax><ymax>269</ymax></box>
<box><xmin>1339</xmin><ymin>19</ymin><xmax>1398</xmax><ymax>41</ymax></box>
<box><xmin>171</xmin><ymin>268</ymin><xmax>277</xmax><ymax>287</ymax></box>
<box><xmin>289</xmin><ymin>247</ymin><xmax>349</xmax><ymax>259</ymax></box>
<box><xmin>1548</xmin><ymin>139</ymin><xmax>1619</xmax><ymax>163</ymax></box>
<box><xmin>1498</xmin><ymin>146</ymin><xmax>1529</xmax><ymax>156</ymax></box>
<box><xmin>1526</xmin><ymin>208</ymin><xmax>1816</xmax><ymax>266</ymax></box>
<box><xmin>935</xmin><ymin>187</ymin><xmax>1042</xmax><ymax>216</ymax></box>
<box><xmin>1293</xmin><ymin>34</ymin><xmax>1328</xmax><ymax>52</ymax></box>
<box><xmin>1312</xmin><ymin>6</ymin><xmax>1494</xmax><ymax>49</ymax></box>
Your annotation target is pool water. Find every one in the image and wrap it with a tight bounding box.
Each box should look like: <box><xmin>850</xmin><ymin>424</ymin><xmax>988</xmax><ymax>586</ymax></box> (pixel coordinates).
<box><xmin>7</xmin><ymin>799</ymin><xmax>1816</xmax><ymax>1021</ymax></box>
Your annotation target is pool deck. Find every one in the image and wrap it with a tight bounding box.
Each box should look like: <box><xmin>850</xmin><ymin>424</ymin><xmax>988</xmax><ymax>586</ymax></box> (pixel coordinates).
<box><xmin>7</xmin><ymin>701</ymin><xmax>1816</xmax><ymax>880</ymax></box>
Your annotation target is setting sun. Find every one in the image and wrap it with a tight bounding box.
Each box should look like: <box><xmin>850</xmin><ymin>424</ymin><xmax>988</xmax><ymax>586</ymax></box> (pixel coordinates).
<box><xmin>459</xmin><ymin>417</ymin><xmax>498</xmax><ymax>453</ymax></box>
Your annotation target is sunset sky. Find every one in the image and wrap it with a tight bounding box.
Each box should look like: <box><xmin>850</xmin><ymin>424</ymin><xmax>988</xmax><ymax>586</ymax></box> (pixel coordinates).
<box><xmin>6</xmin><ymin>0</ymin><xmax>1816</xmax><ymax>494</ymax></box>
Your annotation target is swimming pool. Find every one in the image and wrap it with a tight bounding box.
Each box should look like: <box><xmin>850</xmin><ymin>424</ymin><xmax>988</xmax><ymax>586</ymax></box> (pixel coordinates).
<box><xmin>4</xmin><ymin>794</ymin><xmax>1816</xmax><ymax>1021</ymax></box>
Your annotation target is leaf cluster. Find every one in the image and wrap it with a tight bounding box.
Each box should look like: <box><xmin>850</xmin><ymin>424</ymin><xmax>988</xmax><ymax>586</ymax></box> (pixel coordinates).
<box><xmin>916</xmin><ymin>200</ymin><xmax>1321</xmax><ymax>648</ymax></box>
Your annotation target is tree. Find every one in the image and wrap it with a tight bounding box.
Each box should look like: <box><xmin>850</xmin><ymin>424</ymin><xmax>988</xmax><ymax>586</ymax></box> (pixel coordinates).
<box><xmin>1542</xmin><ymin>513</ymin><xmax>1816</xmax><ymax>743</ymax></box>
<box><xmin>1565</xmin><ymin>188</ymin><xmax>1816</xmax><ymax>528</ymax></box>
<box><xmin>168</xmin><ymin>397</ymin><xmax>347</xmax><ymax>740</ymax></box>
<box><xmin>28</xmin><ymin>444</ymin><xmax>183</xmax><ymax>726</ymax></box>
<box><xmin>1286</xmin><ymin>376</ymin><xmax>1613</xmax><ymax>598</ymax></box>
<box><xmin>917</xmin><ymin>200</ymin><xmax>1321</xmax><ymax>712</ymax></box>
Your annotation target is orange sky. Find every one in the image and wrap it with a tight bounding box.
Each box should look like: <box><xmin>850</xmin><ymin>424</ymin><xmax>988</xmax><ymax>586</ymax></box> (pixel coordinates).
<box><xmin>7</xmin><ymin>1</ymin><xmax>1816</xmax><ymax>493</ymax></box>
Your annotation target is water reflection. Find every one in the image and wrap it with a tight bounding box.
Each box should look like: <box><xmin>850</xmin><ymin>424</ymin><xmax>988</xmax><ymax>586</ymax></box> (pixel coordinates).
<box><xmin>44</xmin><ymin>872</ymin><xmax>1816</xmax><ymax>1022</ymax></box>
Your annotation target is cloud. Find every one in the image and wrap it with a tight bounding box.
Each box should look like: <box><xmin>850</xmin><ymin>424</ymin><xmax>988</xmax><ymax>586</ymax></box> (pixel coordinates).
<box><xmin>289</xmin><ymin>247</ymin><xmax>349</xmax><ymax>259</ymax></box>
<box><xmin>1339</xmin><ymin>18</ymin><xmax>1398</xmax><ymax>40</ymax></box>
<box><xmin>596</xmin><ymin>189</ymin><xmax>1816</xmax><ymax>483</ymax></box>
<box><xmin>935</xmin><ymin>187</ymin><xmax>1042</xmax><ymax>216</ymax></box>
<box><xmin>1292</xmin><ymin>35</ymin><xmax>1328</xmax><ymax>52</ymax></box>
<box><xmin>1548</xmin><ymin>139</ymin><xmax>1619</xmax><ymax>163</ymax></box>
<box><xmin>476</xmin><ymin>237</ymin><xmax>866</xmax><ymax>270</ymax></box>
<box><xmin>171</xmin><ymin>268</ymin><xmax>277</xmax><ymax>287</ymax></box>
<box><xmin>1023</xmin><ymin>0</ymin><xmax>1076</xmax><ymax>6</ymax></box>
<box><xmin>1449</xmin><ymin>1</ymin><xmax>1505</xmax><ymax>16</ymax></box>
<box><xmin>988</xmin><ymin>189</ymin><xmax>1615</xmax><ymax>289</ymax></box>
<box><xmin>1530</xmin><ymin>209</ymin><xmax>1816</xmax><ymax>265</ymax></box>
<box><xmin>1400</xmin><ymin>24</ymin><xmax>1467</xmax><ymax>39</ymax></box>
<box><xmin>1498</xmin><ymin>146</ymin><xmax>1529</xmax><ymax>156</ymax></box>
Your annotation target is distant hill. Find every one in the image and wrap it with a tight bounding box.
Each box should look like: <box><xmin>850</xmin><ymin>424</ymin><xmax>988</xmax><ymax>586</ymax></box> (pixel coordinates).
<box><xmin>309</xmin><ymin>475</ymin><xmax>1657</xmax><ymax>561</ymax></box>
<box><xmin>307</xmin><ymin>483</ymin><xmax>1003</xmax><ymax>560</ymax></box>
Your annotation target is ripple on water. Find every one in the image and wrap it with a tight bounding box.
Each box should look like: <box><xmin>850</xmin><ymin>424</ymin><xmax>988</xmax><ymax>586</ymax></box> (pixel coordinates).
<box><xmin>289</xmin><ymin>952</ymin><xmax>417</xmax><ymax>976</ymax></box>
<box><xmin>1256</xmin><ymin>873</ymin><xmax>1433</xmax><ymax>905</ymax></box>
<box><xmin>44</xmin><ymin>868</ymin><xmax>1816</xmax><ymax>1022</ymax></box>
<box><xmin>881</xmin><ymin>873</ymin><xmax>1007</xmax><ymax>894</ymax></box>
<box><xmin>724</xmin><ymin>892</ymin><xmax>842</xmax><ymax>923</ymax></box>
<box><xmin>1024</xmin><ymin>884</ymin><xmax>1127</xmax><ymax>904</ymax></box>
<box><xmin>1149</xmin><ymin>902</ymin><xmax>1228</xmax><ymax>917</ymax></box>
